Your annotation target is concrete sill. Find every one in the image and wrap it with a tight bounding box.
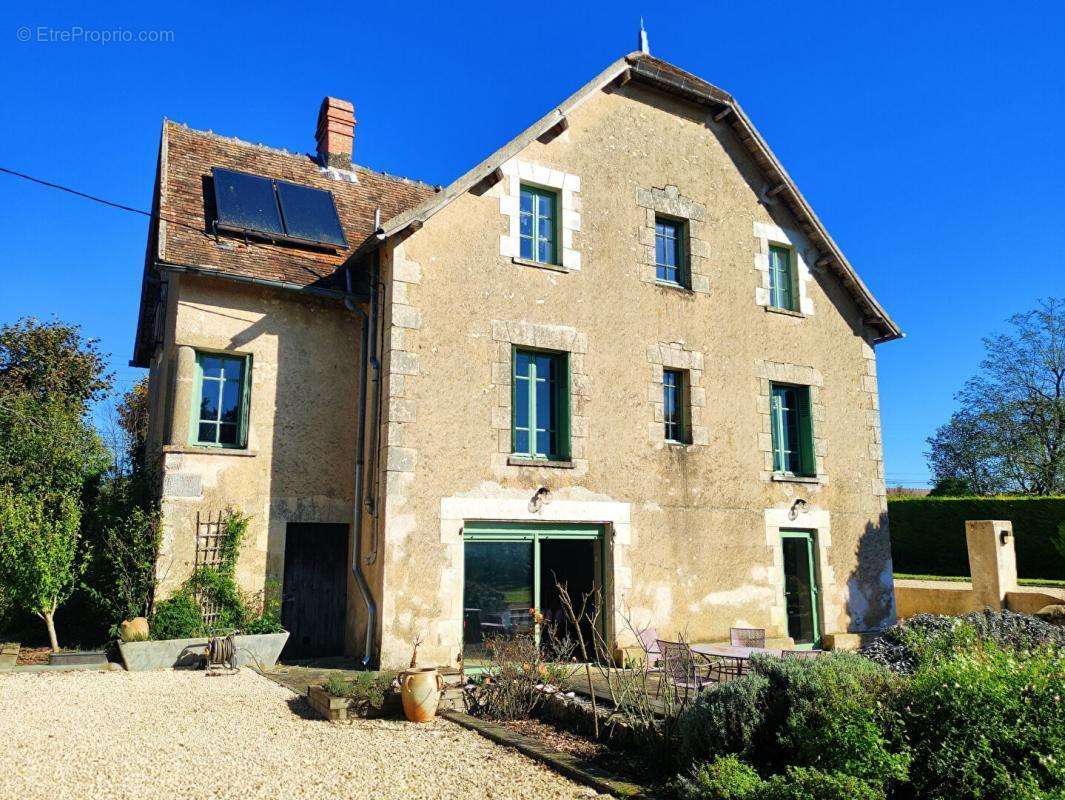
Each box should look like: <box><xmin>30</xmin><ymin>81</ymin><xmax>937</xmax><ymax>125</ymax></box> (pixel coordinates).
<box><xmin>771</xmin><ymin>472</ymin><xmax>821</xmax><ymax>484</ymax></box>
<box><xmin>163</xmin><ymin>445</ymin><xmax>258</xmax><ymax>458</ymax></box>
<box><xmin>512</xmin><ymin>257</ymin><xmax>569</xmax><ymax>274</ymax></box>
<box><xmin>765</xmin><ymin>306</ymin><xmax>806</xmax><ymax>319</ymax></box>
<box><xmin>507</xmin><ymin>456</ymin><xmax>575</xmax><ymax>469</ymax></box>
<box><xmin>654</xmin><ymin>280</ymin><xmax>694</xmax><ymax>294</ymax></box>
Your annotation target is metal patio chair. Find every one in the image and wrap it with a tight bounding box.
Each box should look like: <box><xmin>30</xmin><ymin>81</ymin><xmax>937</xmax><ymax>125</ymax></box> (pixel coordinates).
<box><xmin>657</xmin><ymin>640</ymin><xmax>712</xmax><ymax>705</ymax></box>
<box><xmin>704</xmin><ymin>653</ymin><xmax>746</xmax><ymax>683</ymax></box>
<box><xmin>638</xmin><ymin>627</ymin><xmax>662</xmax><ymax>669</ymax></box>
<box><xmin>729</xmin><ymin>627</ymin><xmax>766</xmax><ymax>648</ymax></box>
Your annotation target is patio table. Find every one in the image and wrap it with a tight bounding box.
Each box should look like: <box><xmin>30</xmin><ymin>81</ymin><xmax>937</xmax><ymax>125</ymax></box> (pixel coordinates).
<box><xmin>690</xmin><ymin>644</ymin><xmax>784</xmax><ymax>660</ymax></box>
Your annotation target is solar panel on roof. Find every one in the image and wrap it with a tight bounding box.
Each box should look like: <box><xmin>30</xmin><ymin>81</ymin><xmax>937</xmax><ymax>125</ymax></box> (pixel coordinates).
<box><xmin>276</xmin><ymin>180</ymin><xmax>348</xmax><ymax>248</ymax></box>
<box><xmin>210</xmin><ymin>167</ymin><xmax>348</xmax><ymax>249</ymax></box>
<box><xmin>212</xmin><ymin>168</ymin><xmax>285</xmax><ymax>237</ymax></box>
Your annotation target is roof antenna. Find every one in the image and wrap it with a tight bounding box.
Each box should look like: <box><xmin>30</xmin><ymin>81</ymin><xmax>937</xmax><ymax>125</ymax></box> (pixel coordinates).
<box><xmin>638</xmin><ymin>17</ymin><xmax>650</xmax><ymax>55</ymax></box>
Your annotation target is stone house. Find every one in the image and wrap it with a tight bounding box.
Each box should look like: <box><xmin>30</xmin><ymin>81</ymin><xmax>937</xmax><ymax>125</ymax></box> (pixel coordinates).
<box><xmin>132</xmin><ymin>50</ymin><xmax>902</xmax><ymax>669</ymax></box>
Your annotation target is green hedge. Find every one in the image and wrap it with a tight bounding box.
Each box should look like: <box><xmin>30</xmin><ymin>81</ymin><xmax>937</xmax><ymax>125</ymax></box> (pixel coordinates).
<box><xmin>888</xmin><ymin>496</ymin><xmax>1065</xmax><ymax>580</ymax></box>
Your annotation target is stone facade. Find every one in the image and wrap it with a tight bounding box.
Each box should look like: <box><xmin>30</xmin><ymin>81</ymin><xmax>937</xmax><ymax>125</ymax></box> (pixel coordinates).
<box><xmin>366</xmin><ymin>83</ymin><xmax>896</xmax><ymax>667</ymax></box>
<box><xmin>142</xmin><ymin>61</ymin><xmax>898</xmax><ymax>670</ymax></box>
<box><xmin>145</xmin><ymin>274</ymin><xmax>361</xmax><ymax>648</ymax></box>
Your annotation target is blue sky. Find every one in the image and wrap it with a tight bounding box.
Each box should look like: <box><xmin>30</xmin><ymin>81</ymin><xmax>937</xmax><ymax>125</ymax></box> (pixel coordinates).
<box><xmin>0</xmin><ymin>1</ymin><xmax>1062</xmax><ymax>486</ymax></box>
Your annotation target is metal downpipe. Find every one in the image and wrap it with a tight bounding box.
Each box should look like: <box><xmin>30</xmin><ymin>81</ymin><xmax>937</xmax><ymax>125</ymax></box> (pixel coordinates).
<box><xmin>345</xmin><ymin>266</ymin><xmax>377</xmax><ymax>667</ymax></box>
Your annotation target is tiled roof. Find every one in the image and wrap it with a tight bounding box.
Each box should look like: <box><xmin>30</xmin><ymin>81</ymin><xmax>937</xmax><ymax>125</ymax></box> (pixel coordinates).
<box><xmin>132</xmin><ymin>121</ymin><xmax>436</xmax><ymax>365</ymax></box>
<box><xmin>627</xmin><ymin>54</ymin><xmax>734</xmax><ymax>105</ymax></box>
<box><xmin>158</xmin><ymin>121</ymin><xmax>436</xmax><ymax>286</ymax></box>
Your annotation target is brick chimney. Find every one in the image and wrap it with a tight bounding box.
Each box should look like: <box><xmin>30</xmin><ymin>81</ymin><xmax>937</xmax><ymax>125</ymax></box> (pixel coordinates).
<box><xmin>316</xmin><ymin>97</ymin><xmax>355</xmax><ymax>169</ymax></box>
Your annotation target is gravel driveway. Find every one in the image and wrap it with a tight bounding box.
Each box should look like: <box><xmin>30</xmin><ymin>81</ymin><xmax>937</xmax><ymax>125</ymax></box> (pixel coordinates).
<box><xmin>0</xmin><ymin>669</ymin><xmax>604</xmax><ymax>800</ymax></box>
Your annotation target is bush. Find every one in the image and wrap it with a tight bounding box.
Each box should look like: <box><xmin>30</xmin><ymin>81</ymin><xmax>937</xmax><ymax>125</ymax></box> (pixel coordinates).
<box><xmin>678</xmin><ymin>673</ymin><xmax>769</xmax><ymax>765</ymax></box>
<box><xmin>674</xmin><ymin>756</ymin><xmax>763</xmax><ymax>800</ymax></box>
<box><xmin>678</xmin><ymin>653</ymin><xmax>908</xmax><ymax>791</ymax></box>
<box><xmin>888</xmin><ymin>495</ymin><xmax>1065</xmax><ymax>579</ymax></box>
<box><xmin>863</xmin><ymin>610</ymin><xmax>1065</xmax><ymax>674</ymax></box>
<box><xmin>149</xmin><ymin>590</ymin><xmax>204</xmax><ymax>639</ymax></box>
<box><xmin>903</xmin><ymin>644</ymin><xmax>1065</xmax><ymax>800</ymax></box>
<box><xmin>240</xmin><ymin>579</ymin><xmax>284</xmax><ymax>635</ymax></box>
<box><xmin>323</xmin><ymin>671</ymin><xmax>397</xmax><ymax>712</ymax></box>
<box><xmin>466</xmin><ymin>627</ymin><xmax>577</xmax><ymax>721</ymax></box>
<box><xmin>146</xmin><ymin>510</ymin><xmax>281</xmax><ymax>639</ymax></box>
<box><xmin>754</xmin><ymin>767</ymin><xmax>885</xmax><ymax>800</ymax></box>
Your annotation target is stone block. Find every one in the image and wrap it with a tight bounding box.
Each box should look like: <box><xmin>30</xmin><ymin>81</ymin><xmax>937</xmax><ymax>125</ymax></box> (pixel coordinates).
<box><xmin>162</xmin><ymin>472</ymin><xmax>201</xmax><ymax>499</ymax></box>
<box><xmin>391</xmin><ymin>304</ymin><xmax>422</xmax><ymax>330</ymax></box>
<box><xmin>966</xmin><ymin>520</ymin><xmax>1017</xmax><ymax>610</ymax></box>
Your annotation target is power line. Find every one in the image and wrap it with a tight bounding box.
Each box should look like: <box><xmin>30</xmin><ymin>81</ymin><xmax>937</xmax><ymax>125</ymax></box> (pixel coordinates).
<box><xmin>0</xmin><ymin>165</ymin><xmax>211</xmax><ymax>239</ymax></box>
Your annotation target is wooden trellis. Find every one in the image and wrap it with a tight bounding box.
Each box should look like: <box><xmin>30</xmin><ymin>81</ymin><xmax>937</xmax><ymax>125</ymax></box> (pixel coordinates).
<box><xmin>194</xmin><ymin>510</ymin><xmax>227</xmax><ymax>629</ymax></box>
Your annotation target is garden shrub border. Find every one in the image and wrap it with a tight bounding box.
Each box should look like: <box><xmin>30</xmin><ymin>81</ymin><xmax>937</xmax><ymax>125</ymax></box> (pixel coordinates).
<box><xmin>888</xmin><ymin>496</ymin><xmax>1065</xmax><ymax>579</ymax></box>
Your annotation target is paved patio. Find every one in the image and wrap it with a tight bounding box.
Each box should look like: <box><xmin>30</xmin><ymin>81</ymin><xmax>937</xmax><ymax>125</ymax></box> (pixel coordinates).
<box><xmin>0</xmin><ymin>668</ymin><xmax>606</xmax><ymax>800</ymax></box>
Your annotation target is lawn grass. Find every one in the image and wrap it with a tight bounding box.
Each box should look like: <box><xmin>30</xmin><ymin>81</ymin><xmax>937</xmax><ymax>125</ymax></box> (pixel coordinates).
<box><xmin>894</xmin><ymin>573</ymin><xmax>1065</xmax><ymax>588</ymax></box>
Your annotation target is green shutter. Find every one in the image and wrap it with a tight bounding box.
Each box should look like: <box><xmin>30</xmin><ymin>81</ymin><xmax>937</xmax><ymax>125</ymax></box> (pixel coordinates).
<box><xmin>797</xmin><ymin>387</ymin><xmax>816</xmax><ymax>476</ymax></box>
<box><xmin>559</xmin><ymin>353</ymin><xmax>572</xmax><ymax>459</ymax></box>
<box><xmin>239</xmin><ymin>354</ymin><xmax>253</xmax><ymax>448</ymax></box>
<box><xmin>188</xmin><ymin>355</ymin><xmax>204</xmax><ymax>446</ymax></box>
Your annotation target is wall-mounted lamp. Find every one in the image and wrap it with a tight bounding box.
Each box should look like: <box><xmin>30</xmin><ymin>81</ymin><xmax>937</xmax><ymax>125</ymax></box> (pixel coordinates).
<box><xmin>528</xmin><ymin>486</ymin><xmax>552</xmax><ymax>514</ymax></box>
<box><xmin>788</xmin><ymin>498</ymin><xmax>809</xmax><ymax>521</ymax></box>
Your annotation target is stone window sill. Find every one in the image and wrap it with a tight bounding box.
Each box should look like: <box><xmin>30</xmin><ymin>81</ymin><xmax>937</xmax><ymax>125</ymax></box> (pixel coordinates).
<box><xmin>765</xmin><ymin>306</ymin><xmax>806</xmax><ymax>319</ymax></box>
<box><xmin>512</xmin><ymin>257</ymin><xmax>569</xmax><ymax>274</ymax></box>
<box><xmin>654</xmin><ymin>279</ymin><xmax>694</xmax><ymax>294</ymax></box>
<box><xmin>507</xmin><ymin>456</ymin><xmax>575</xmax><ymax>469</ymax></box>
<box><xmin>771</xmin><ymin>472</ymin><xmax>821</xmax><ymax>484</ymax></box>
<box><xmin>163</xmin><ymin>445</ymin><xmax>258</xmax><ymax>458</ymax></box>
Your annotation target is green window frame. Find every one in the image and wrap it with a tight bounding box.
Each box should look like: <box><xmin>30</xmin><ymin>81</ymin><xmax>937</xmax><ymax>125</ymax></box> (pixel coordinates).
<box><xmin>512</xmin><ymin>348</ymin><xmax>571</xmax><ymax>461</ymax></box>
<box><xmin>519</xmin><ymin>185</ymin><xmax>559</xmax><ymax>265</ymax></box>
<box><xmin>769</xmin><ymin>382</ymin><xmax>815</xmax><ymax>476</ymax></box>
<box><xmin>190</xmin><ymin>351</ymin><xmax>251</xmax><ymax>448</ymax></box>
<box><xmin>663</xmin><ymin>368</ymin><xmax>690</xmax><ymax>444</ymax></box>
<box><xmin>768</xmin><ymin>244</ymin><xmax>797</xmax><ymax>311</ymax></box>
<box><xmin>462</xmin><ymin>522</ymin><xmax>605</xmax><ymax>669</ymax></box>
<box><xmin>655</xmin><ymin>216</ymin><xmax>688</xmax><ymax>287</ymax></box>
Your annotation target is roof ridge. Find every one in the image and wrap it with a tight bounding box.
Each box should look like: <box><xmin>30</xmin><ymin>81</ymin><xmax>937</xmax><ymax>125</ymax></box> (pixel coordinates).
<box><xmin>162</xmin><ymin>119</ymin><xmax>437</xmax><ymax>191</ymax></box>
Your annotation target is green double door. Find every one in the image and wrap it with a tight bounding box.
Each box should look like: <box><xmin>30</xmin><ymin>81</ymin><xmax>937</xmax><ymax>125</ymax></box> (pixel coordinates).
<box><xmin>462</xmin><ymin>522</ymin><xmax>603</xmax><ymax>669</ymax></box>
<box><xmin>781</xmin><ymin>530</ymin><xmax>821</xmax><ymax>649</ymax></box>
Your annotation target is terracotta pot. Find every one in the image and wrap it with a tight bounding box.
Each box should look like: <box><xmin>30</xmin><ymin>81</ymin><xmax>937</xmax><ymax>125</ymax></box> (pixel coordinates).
<box><xmin>119</xmin><ymin>617</ymin><xmax>150</xmax><ymax>642</ymax></box>
<box><xmin>400</xmin><ymin>667</ymin><xmax>444</xmax><ymax>723</ymax></box>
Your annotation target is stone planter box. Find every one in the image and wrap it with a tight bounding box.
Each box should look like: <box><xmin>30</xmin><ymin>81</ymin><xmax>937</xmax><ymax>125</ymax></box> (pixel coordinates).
<box><xmin>306</xmin><ymin>684</ymin><xmax>401</xmax><ymax>721</ymax></box>
<box><xmin>50</xmin><ymin>650</ymin><xmax>108</xmax><ymax>667</ymax></box>
<box><xmin>118</xmin><ymin>632</ymin><xmax>289</xmax><ymax>671</ymax></box>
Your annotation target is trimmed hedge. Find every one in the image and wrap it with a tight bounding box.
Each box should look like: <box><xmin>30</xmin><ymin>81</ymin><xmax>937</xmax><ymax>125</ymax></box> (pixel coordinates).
<box><xmin>888</xmin><ymin>496</ymin><xmax>1065</xmax><ymax>580</ymax></box>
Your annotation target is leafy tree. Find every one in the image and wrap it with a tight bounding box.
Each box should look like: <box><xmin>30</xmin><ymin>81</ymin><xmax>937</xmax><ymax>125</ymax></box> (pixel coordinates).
<box><xmin>928</xmin><ymin>476</ymin><xmax>975</xmax><ymax>497</ymax></box>
<box><xmin>80</xmin><ymin>490</ymin><xmax>160</xmax><ymax>635</ymax></box>
<box><xmin>927</xmin><ymin>298</ymin><xmax>1064</xmax><ymax>495</ymax></box>
<box><xmin>0</xmin><ymin>489</ymin><xmax>83</xmax><ymax>650</ymax></box>
<box><xmin>0</xmin><ymin>394</ymin><xmax>109</xmax><ymax>500</ymax></box>
<box><xmin>116</xmin><ymin>377</ymin><xmax>150</xmax><ymax>476</ymax></box>
<box><xmin>0</xmin><ymin>318</ymin><xmax>112</xmax><ymax>647</ymax></box>
<box><xmin>0</xmin><ymin>317</ymin><xmax>112</xmax><ymax>409</ymax></box>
